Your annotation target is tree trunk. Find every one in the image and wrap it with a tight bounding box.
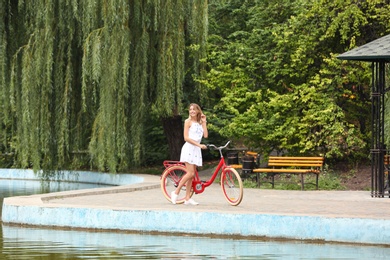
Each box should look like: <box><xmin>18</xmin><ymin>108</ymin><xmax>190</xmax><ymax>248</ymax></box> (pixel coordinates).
<box><xmin>161</xmin><ymin>115</ymin><xmax>185</xmax><ymax>161</ymax></box>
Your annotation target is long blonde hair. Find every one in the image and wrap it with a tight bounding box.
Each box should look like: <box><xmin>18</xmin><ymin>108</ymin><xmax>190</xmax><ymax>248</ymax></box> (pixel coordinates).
<box><xmin>188</xmin><ymin>103</ymin><xmax>203</xmax><ymax>123</ymax></box>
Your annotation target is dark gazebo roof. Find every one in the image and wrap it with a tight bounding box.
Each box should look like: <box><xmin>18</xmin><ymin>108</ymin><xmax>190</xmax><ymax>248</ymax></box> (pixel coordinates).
<box><xmin>338</xmin><ymin>34</ymin><xmax>390</xmax><ymax>62</ymax></box>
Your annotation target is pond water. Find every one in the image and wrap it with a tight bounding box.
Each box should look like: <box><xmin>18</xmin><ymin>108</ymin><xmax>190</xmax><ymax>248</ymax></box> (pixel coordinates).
<box><xmin>1</xmin><ymin>179</ymin><xmax>390</xmax><ymax>259</ymax></box>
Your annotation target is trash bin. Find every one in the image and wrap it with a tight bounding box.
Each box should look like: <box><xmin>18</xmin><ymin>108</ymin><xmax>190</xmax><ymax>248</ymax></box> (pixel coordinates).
<box><xmin>242</xmin><ymin>155</ymin><xmax>255</xmax><ymax>177</ymax></box>
<box><xmin>227</xmin><ymin>152</ymin><xmax>239</xmax><ymax>165</ymax></box>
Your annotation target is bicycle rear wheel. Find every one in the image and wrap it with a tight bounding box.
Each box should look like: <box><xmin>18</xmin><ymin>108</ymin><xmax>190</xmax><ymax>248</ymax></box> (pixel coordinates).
<box><xmin>161</xmin><ymin>165</ymin><xmax>193</xmax><ymax>204</ymax></box>
<box><xmin>221</xmin><ymin>167</ymin><xmax>243</xmax><ymax>206</ymax></box>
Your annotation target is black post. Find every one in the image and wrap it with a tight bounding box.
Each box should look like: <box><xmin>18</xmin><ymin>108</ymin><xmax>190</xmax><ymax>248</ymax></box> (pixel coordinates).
<box><xmin>371</xmin><ymin>61</ymin><xmax>387</xmax><ymax>197</ymax></box>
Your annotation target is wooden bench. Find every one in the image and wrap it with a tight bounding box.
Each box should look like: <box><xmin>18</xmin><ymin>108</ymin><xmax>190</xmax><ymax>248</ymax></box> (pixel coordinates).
<box><xmin>230</xmin><ymin>164</ymin><xmax>243</xmax><ymax>169</ymax></box>
<box><xmin>253</xmin><ymin>156</ymin><xmax>324</xmax><ymax>190</ymax></box>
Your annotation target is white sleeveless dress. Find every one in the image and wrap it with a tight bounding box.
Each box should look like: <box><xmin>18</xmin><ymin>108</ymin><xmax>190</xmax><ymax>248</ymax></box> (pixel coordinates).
<box><xmin>180</xmin><ymin>122</ymin><xmax>204</xmax><ymax>166</ymax></box>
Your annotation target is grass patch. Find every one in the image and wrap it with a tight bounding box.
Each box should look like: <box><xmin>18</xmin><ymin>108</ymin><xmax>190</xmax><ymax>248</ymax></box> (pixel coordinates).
<box><xmin>241</xmin><ymin>170</ymin><xmax>345</xmax><ymax>190</ymax></box>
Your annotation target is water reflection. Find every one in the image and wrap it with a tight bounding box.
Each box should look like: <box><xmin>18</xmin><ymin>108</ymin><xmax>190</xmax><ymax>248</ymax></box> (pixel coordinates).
<box><xmin>2</xmin><ymin>225</ymin><xmax>390</xmax><ymax>259</ymax></box>
<box><xmin>0</xmin><ymin>179</ymin><xmax>112</xmax><ymax>197</ymax></box>
<box><xmin>0</xmin><ymin>179</ymin><xmax>112</xmax><ymax>216</ymax></box>
<box><xmin>1</xmin><ymin>179</ymin><xmax>390</xmax><ymax>259</ymax></box>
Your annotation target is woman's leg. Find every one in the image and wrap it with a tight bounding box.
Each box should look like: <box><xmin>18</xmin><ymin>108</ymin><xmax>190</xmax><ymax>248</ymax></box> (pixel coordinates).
<box><xmin>174</xmin><ymin>162</ymin><xmax>195</xmax><ymax>196</ymax></box>
<box><xmin>184</xmin><ymin>164</ymin><xmax>196</xmax><ymax>200</ymax></box>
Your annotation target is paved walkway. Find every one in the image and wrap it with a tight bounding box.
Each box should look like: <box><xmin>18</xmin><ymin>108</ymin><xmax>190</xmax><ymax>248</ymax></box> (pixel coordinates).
<box><xmin>3</xmin><ymin>174</ymin><xmax>390</xmax><ymax>245</ymax></box>
<box><xmin>40</xmin><ymin>175</ymin><xmax>390</xmax><ymax>219</ymax></box>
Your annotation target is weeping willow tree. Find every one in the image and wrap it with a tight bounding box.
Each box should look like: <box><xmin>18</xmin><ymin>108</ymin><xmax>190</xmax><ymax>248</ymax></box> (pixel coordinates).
<box><xmin>0</xmin><ymin>0</ymin><xmax>208</xmax><ymax>172</ymax></box>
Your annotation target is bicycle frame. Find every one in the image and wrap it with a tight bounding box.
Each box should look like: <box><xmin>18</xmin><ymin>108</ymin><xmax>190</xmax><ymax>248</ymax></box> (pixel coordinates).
<box><xmin>162</xmin><ymin>141</ymin><xmax>231</xmax><ymax>194</ymax></box>
<box><xmin>192</xmin><ymin>153</ymin><xmax>228</xmax><ymax>194</ymax></box>
<box><xmin>161</xmin><ymin>140</ymin><xmax>244</xmax><ymax>206</ymax></box>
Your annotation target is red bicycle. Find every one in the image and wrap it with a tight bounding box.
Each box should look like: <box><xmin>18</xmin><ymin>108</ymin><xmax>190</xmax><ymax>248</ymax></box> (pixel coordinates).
<box><xmin>160</xmin><ymin>141</ymin><xmax>244</xmax><ymax>206</ymax></box>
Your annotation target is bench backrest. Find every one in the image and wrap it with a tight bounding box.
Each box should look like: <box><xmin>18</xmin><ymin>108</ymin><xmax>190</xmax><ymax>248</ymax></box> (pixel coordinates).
<box><xmin>268</xmin><ymin>156</ymin><xmax>324</xmax><ymax>168</ymax></box>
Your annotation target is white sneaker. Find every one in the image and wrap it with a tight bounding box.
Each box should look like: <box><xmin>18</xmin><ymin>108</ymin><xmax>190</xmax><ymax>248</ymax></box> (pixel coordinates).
<box><xmin>184</xmin><ymin>198</ymin><xmax>199</xmax><ymax>205</ymax></box>
<box><xmin>171</xmin><ymin>191</ymin><xmax>178</xmax><ymax>204</ymax></box>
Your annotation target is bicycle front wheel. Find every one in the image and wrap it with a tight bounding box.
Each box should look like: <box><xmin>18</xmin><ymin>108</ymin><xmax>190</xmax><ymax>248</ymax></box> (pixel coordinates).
<box><xmin>221</xmin><ymin>167</ymin><xmax>243</xmax><ymax>206</ymax></box>
<box><xmin>161</xmin><ymin>165</ymin><xmax>193</xmax><ymax>204</ymax></box>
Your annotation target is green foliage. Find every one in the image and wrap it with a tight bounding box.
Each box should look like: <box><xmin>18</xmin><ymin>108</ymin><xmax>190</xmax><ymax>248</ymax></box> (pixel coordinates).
<box><xmin>1</xmin><ymin>0</ymin><xmax>208</xmax><ymax>173</ymax></box>
<box><xmin>202</xmin><ymin>0</ymin><xmax>390</xmax><ymax>161</ymax></box>
<box><xmin>383</xmin><ymin>65</ymin><xmax>390</xmax><ymax>147</ymax></box>
<box><xmin>318</xmin><ymin>172</ymin><xmax>345</xmax><ymax>191</ymax></box>
<box><xmin>2</xmin><ymin>0</ymin><xmax>390</xmax><ymax>175</ymax></box>
<box><xmin>83</xmin><ymin>7</ymin><xmax>134</xmax><ymax>171</ymax></box>
<box><xmin>242</xmin><ymin>178</ymin><xmax>258</xmax><ymax>189</ymax></box>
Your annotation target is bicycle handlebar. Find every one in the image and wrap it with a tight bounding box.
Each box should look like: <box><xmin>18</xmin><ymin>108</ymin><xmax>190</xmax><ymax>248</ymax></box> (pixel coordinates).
<box><xmin>207</xmin><ymin>141</ymin><xmax>231</xmax><ymax>151</ymax></box>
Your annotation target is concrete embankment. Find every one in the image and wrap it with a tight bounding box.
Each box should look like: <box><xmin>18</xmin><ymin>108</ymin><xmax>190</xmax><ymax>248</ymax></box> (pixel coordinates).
<box><xmin>2</xmin><ymin>170</ymin><xmax>390</xmax><ymax>245</ymax></box>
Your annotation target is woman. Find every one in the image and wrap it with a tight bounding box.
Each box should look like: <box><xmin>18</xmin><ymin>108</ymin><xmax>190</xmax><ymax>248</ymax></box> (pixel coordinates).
<box><xmin>171</xmin><ymin>103</ymin><xmax>208</xmax><ymax>205</ymax></box>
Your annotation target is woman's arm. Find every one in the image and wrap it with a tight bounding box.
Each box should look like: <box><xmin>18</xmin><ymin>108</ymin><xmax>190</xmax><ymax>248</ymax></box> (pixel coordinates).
<box><xmin>202</xmin><ymin>121</ymin><xmax>208</xmax><ymax>138</ymax></box>
<box><xmin>201</xmin><ymin>114</ymin><xmax>208</xmax><ymax>138</ymax></box>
